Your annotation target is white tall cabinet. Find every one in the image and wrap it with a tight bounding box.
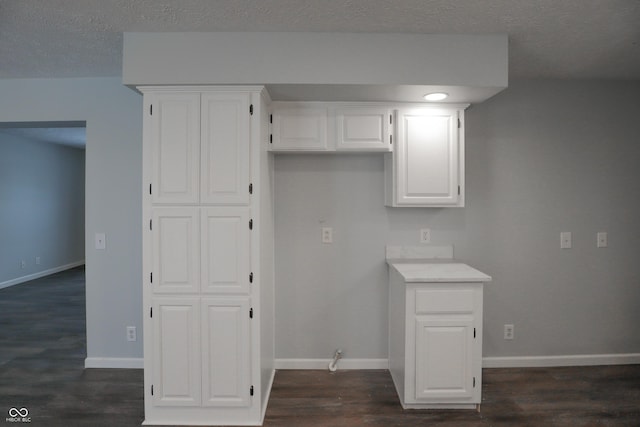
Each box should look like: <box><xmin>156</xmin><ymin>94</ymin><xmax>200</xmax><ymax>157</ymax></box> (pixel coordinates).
<box><xmin>141</xmin><ymin>86</ymin><xmax>274</xmax><ymax>426</ymax></box>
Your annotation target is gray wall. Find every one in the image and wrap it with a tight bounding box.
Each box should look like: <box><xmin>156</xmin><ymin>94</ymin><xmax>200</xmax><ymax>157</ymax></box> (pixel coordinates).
<box><xmin>0</xmin><ymin>78</ymin><xmax>143</xmax><ymax>362</ymax></box>
<box><xmin>274</xmin><ymin>79</ymin><xmax>640</xmax><ymax>359</ymax></box>
<box><xmin>0</xmin><ymin>132</ymin><xmax>85</xmax><ymax>284</ymax></box>
<box><xmin>1</xmin><ymin>76</ymin><xmax>637</xmax><ymax>364</ymax></box>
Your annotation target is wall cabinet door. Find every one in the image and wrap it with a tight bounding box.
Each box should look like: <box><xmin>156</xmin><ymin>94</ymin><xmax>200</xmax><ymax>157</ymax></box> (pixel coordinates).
<box><xmin>152</xmin><ymin>298</ymin><xmax>201</xmax><ymax>407</ymax></box>
<box><xmin>335</xmin><ymin>107</ymin><xmax>392</xmax><ymax>151</ymax></box>
<box><xmin>201</xmin><ymin>298</ymin><xmax>251</xmax><ymax>407</ymax></box>
<box><xmin>151</xmin><ymin>93</ymin><xmax>200</xmax><ymax>204</ymax></box>
<box><xmin>271</xmin><ymin>106</ymin><xmax>328</xmax><ymax>151</ymax></box>
<box><xmin>201</xmin><ymin>207</ymin><xmax>251</xmax><ymax>294</ymax></box>
<box><xmin>201</xmin><ymin>93</ymin><xmax>251</xmax><ymax>205</ymax></box>
<box><xmin>388</xmin><ymin>108</ymin><xmax>463</xmax><ymax>207</ymax></box>
<box><xmin>415</xmin><ymin>317</ymin><xmax>475</xmax><ymax>401</ymax></box>
<box><xmin>152</xmin><ymin>208</ymin><xmax>200</xmax><ymax>294</ymax></box>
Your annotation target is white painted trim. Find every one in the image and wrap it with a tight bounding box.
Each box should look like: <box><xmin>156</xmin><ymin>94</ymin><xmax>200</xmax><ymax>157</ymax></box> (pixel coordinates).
<box><xmin>260</xmin><ymin>369</ymin><xmax>275</xmax><ymax>424</ymax></box>
<box><xmin>0</xmin><ymin>260</ymin><xmax>85</xmax><ymax>290</ymax></box>
<box><xmin>483</xmin><ymin>353</ymin><xmax>640</xmax><ymax>368</ymax></box>
<box><xmin>275</xmin><ymin>358</ymin><xmax>388</xmax><ymax>370</ymax></box>
<box><xmin>84</xmin><ymin>357</ymin><xmax>144</xmax><ymax>369</ymax></box>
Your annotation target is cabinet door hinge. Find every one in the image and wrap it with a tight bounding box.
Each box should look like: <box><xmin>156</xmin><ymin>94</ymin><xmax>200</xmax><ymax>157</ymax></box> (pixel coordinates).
<box><xmin>250</xmin><ymin>385</ymin><xmax>254</xmax><ymax>396</ymax></box>
<box><xmin>249</xmin><ymin>183</ymin><xmax>253</xmax><ymax>194</ymax></box>
<box><xmin>249</xmin><ymin>104</ymin><xmax>254</xmax><ymax>116</ymax></box>
<box><xmin>458</xmin><ymin>118</ymin><xmax>461</xmax><ymax>129</ymax></box>
<box><xmin>151</xmin><ymin>384</ymin><xmax>154</xmax><ymax>395</ymax></box>
<box><xmin>149</xmin><ymin>219</ymin><xmax>152</xmax><ymax>230</ymax></box>
<box><xmin>269</xmin><ymin>134</ymin><xmax>273</xmax><ymax>144</ymax></box>
<box><xmin>269</xmin><ymin>114</ymin><xmax>273</xmax><ymax>124</ymax></box>
<box><xmin>149</xmin><ymin>183</ymin><xmax>152</xmax><ymax>195</ymax></box>
<box><xmin>149</xmin><ymin>104</ymin><xmax>153</xmax><ymax>115</ymax></box>
<box><xmin>150</xmin><ymin>272</ymin><xmax>153</xmax><ymax>283</ymax></box>
<box><xmin>473</xmin><ymin>327</ymin><xmax>476</xmax><ymax>338</ymax></box>
<box><xmin>249</xmin><ymin>308</ymin><xmax>253</xmax><ymax>319</ymax></box>
<box><xmin>458</xmin><ymin>185</ymin><xmax>461</xmax><ymax>195</ymax></box>
<box><xmin>249</xmin><ymin>219</ymin><xmax>253</xmax><ymax>230</ymax></box>
<box><xmin>390</xmin><ymin>114</ymin><xmax>393</xmax><ymax>125</ymax></box>
<box><xmin>473</xmin><ymin>377</ymin><xmax>476</xmax><ymax>388</ymax></box>
<box><xmin>390</xmin><ymin>134</ymin><xmax>393</xmax><ymax>145</ymax></box>
<box><xmin>249</xmin><ymin>272</ymin><xmax>254</xmax><ymax>283</ymax></box>
<box><xmin>150</xmin><ymin>307</ymin><xmax>153</xmax><ymax>318</ymax></box>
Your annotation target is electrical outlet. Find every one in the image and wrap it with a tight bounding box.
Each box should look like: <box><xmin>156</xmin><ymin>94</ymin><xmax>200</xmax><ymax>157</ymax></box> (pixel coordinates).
<box><xmin>560</xmin><ymin>232</ymin><xmax>572</xmax><ymax>249</ymax></box>
<box><xmin>20</xmin><ymin>260</ymin><xmax>26</xmax><ymax>269</ymax></box>
<box><xmin>504</xmin><ymin>324</ymin><xmax>514</xmax><ymax>340</ymax></box>
<box><xmin>420</xmin><ymin>228</ymin><xmax>431</xmax><ymax>244</ymax></box>
<box><xmin>35</xmin><ymin>257</ymin><xmax>41</xmax><ymax>265</ymax></box>
<box><xmin>126</xmin><ymin>326</ymin><xmax>137</xmax><ymax>342</ymax></box>
<box><xmin>321</xmin><ymin>227</ymin><xmax>333</xmax><ymax>244</ymax></box>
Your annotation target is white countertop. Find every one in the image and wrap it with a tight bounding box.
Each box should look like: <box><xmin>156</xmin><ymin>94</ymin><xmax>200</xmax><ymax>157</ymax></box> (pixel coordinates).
<box><xmin>389</xmin><ymin>262</ymin><xmax>492</xmax><ymax>283</ymax></box>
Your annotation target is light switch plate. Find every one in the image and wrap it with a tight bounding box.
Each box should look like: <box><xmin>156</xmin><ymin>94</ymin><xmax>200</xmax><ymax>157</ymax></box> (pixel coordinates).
<box><xmin>95</xmin><ymin>233</ymin><xmax>106</xmax><ymax>250</ymax></box>
<box><xmin>420</xmin><ymin>228</ymin><xmax>431</xmax><ymax>244</ymax></box>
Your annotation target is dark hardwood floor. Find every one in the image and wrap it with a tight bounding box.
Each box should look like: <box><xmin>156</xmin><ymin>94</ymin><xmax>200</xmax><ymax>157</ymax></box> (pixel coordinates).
<box><xmin>1</xmin><ymin>267</ymin><xmax>639</xmax><ymax>426</ymax></box>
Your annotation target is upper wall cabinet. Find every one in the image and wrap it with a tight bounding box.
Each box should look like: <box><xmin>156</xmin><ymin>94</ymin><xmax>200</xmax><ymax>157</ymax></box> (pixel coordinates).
<box><xmin>271</xmin><ymin>105</ymin><xmax>328</xmax><ymax>151</ymax></box>
<box><xmin>385</xmin><ymin>106</ymin><xmax>467</xmax><ymax>207</ymax></box>
<box><xmin>335</xmin><ymin>107</ymin><xmax>393</xmax><ymax>151</ymax></box>
<box><xmin>148</xmin><ymin>91</ymin><xmax>251</xmax><ymax>205</ymax></box>
<box><xmin>269</xmin><ymin>103</ymin><xmax>393</xmax><ymax>152</ymax></box>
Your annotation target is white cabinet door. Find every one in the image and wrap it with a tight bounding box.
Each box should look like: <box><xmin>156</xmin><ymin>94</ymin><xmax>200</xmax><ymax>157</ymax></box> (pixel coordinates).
<box><xmin>152</xmin><ymin>208</ymin><xmax>200</xmax><ymax>294</ymax></box>
<box><xmin>335</xmin><ymin>107</ymin><xmax>392</xmax><ymax>151</ymax></box>
<box><xmin>151</xmin><ymin>93</ymin><xmax>200</xmax><ymax>204</ymax></box>
<box><xmin>201</xmin><ymin>298</ymin><xmax>252</xmax><ymax>407</ymax></box>
<box><xmin>415</xmin><ymin>317</ymin><xmax>475</xmax><ymax>401</ymax></box>
<box><xmin>201</xmin><ymin>93</ymin><xmax>251</xmax><ymax>205</ymax></box>
<box><xmin>152</xmin><ymin>298</ymin><xmax>201</xmax><ymax>407</ymax></box>
<box><xmin>271</xmin><ymin>106</ymin><xmax>328</xmax><ymax>151</ymax></box>
<box><xmin>390</xmin><ymin>108</ymin><xmax>463</xmax><ymax>207</ymax></box>
<box><xmin>201</xmin><ymin>207</ymin><xmax>251</xmax><ymax>294</ymax></box>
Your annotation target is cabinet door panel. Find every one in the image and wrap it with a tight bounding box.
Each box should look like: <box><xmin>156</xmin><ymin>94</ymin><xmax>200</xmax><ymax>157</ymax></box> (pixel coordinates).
<box><xmin>152</xmin><ymin>298</ymin><xmax>201</xmax><ymax>406</ymax></box>
<box><xmin>272</xmin><ymin>107</ymin><xmax>328</xmax><ymax>150</ymax></box>
<box><xmin>336</xmin><ymin>107</ymin><xmax>391</xmax><ymax>151</ymax></box>
<box><xmin>201</xmin><ymin>207</ymin><xmax>251</xmax><ymax>294</ymax></box>
<box><xmin>202</xmin><ymin>298</ymin><xmax>251</xmax><ymax>407</ymax></box>
<box><xmin>396</xmin><ymin>109</ymin><xmax>460</xmax><ymax>206</ymax></box>
<box><xmin>415</xmin><ymin>317</ymin><xmax>474</xmax><ymax>401</ymax></box>
<box><xmin>152</xmin><ymin>208</ymin><xmax>199</xmax><ymax>294</ymax></box>
<box><xmin>201</xmin><ymin>93</ymin><xmax>251</xmax><ymax>205</ymax></box>
<box><xmin>151</xmin><ymin>93</ymin><xmax>200</xmax><ymax>204</ymax></box>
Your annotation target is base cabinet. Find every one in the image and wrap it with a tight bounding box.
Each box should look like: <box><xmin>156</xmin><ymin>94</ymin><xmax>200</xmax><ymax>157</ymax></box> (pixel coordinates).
<box><xmin>388</xmin><ymin>267</ymin><xmax>485</xmax><ymax>409</ymax></box>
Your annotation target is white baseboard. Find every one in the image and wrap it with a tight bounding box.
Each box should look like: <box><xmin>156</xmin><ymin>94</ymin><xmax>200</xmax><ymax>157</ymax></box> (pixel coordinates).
<box><xmin>483</xmin><ymin>353</ymin><xmax>640</xmax><ymax>368</ymax></box>
<box><xmin>84</xmin><ymin>357</ymin><xmax>144</xmax><ymax>369</ymax></box>
<box><xmin>0</xmin><ymin>260</ymin><xmax>85</xmax><ymax>290</ymax></box>
<box><xmin>275</xmin><ymin>358</ymin><xmax>388</xmax><ymax>370</ymax></box>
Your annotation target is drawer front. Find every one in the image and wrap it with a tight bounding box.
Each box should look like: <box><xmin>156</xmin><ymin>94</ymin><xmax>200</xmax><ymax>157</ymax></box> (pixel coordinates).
<box><xmin>415</xmin><ymin>288</ymin><xmax>474</xmax><ymax>314</ymax></box>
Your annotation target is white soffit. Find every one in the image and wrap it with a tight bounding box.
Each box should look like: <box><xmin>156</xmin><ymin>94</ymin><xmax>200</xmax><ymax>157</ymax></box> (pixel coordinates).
<box><xmin>123</xmin><ymin>32</ymin><xmax>508</xmax><ymax>103</ymax></box>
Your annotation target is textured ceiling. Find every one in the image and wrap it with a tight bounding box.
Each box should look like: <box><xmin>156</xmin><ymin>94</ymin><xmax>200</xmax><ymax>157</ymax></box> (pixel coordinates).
<box><xmin>0</xmin><ymin>0</ymin><xmax>639</xmax><ymax>80</ymax></box>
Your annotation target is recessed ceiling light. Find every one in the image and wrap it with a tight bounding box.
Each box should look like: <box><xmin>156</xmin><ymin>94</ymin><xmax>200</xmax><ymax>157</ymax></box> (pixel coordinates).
<box><xmin>423</xmin><ymin>92</ymin><xmax>448</xmax><ymax>101</ymax></box>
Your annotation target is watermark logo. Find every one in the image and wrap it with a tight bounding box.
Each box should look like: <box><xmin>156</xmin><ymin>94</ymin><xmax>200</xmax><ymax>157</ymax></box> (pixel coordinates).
<box><xmin>6</xmin><ymin>408</ymin><xmax>30</xmax><ymax>423</ymax></box>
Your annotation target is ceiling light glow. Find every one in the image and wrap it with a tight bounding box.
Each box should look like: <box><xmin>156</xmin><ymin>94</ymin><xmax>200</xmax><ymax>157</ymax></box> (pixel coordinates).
<box><xmin>423</xmin><ymin>92</ymin><xmax>448</xmax><ymax>101</ymax></box>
